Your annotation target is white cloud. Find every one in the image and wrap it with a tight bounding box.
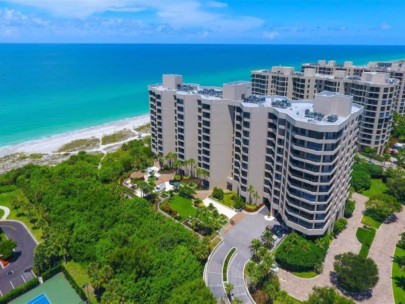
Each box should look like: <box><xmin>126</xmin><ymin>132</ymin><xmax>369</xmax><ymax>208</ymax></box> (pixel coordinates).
<box><xmin>207</xmin><ymin>1</ymin><xmax>227</xmax><ymax>8</ymax></box>
<box><xmin>263</xmin><ymin>31</ymin><xmax>279</xmax><ymax>40</ymax></box>
<box><xmin>381</xmin><ymin>22</ymin><xmax>391</xmax><ymax>30</ymax></box>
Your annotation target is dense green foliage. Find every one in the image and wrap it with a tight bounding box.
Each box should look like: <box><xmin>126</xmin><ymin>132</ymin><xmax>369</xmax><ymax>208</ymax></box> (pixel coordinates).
<box><xmin>384</xmin><ymin>167</ymin><xmax>405</xmax><ymax>202</ymax></box>
<box><xmin>275</xmin><ymin>233</ymin><xmax>328</xmax><ymax>273</ymax></box>
<box><xmin>334</xmin><ymin>252</ymin><xmax>379</xmax><ymax>292</ymax></box>
<box><xmin>392</xmin><ymin>246</ymin><xmax>405</xmax><ymax>304</ymax></box>
<box><xmin>365</xmin><ymin>194</ymin><xmax>402</xmax><ymax>222</ymax></box>
<box><xmin>0</xmin><ymin>278</ymin><xmax>40</xmax><ymax>304</ymax></box>
<box><xmin>305</xmin><ymin>287</ymin><xmax>354</xmax><ymax>304</ymax></box>
<box><xmin>0</xmin><ymin>141</ymin><xmax>215</xmax><ymax>303</ymax></box>
<box><xmin>344</xmin><ymin>199</ymin><xmax>356</xmax><ymax>218</ymax></box>
<box><xmin>0</xmin><ymin>233</ymin><xmax>17</xmax><ymax>260</ymax></box>
<box><xmin>351</xmin><ymin>160</ymin><xmax>385</xmax><ymax>192</ymax></box>
<box><xmin>351</xmin><ymin>169</ymin><xmax>371</xmax><ymax>192</ymax></box>
<box><xmin>98</xmin><ymin>140</ymin><xmax>154</xmax><ymax>182</ymax></box>
<box><xmin>393</xmin><ymin>112</ymin><xmax>405</xmax><ymax>141</ymax></box>
<box><xmin>333</xmin><ymin>218</ymin><xmax>348</xmax><ymax>237</ymax></box>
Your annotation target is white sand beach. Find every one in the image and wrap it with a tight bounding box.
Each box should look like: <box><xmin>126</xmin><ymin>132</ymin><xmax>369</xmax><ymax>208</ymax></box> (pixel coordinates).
<box><xmin>0</xmin><ymin>115</ymin><xmax>150</xmax><ymax>157</ymax></box>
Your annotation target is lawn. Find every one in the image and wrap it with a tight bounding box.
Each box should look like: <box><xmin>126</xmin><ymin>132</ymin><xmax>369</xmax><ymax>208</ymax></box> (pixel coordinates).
<box><xmin>356</xmin><ymin>226</ymin><xmax>376</xmax><ymax>258</ymax></box>
<box><xmin>361</xmin><ymin>214</ymin><xmax>382</xmax><ymax>229</ymax></box>
<box><xmin>291</xmin><ymin>271</ymin><xmax>318</xmax><ymax>278</ymax></box>
<box><xmin>65</xmin><ymin>261</ymin><xmax>97</xmax><ymax>303</ymax></box>
<box><xmin>362</xmin><ymin>178</ymin><xmax>388</xmax><ymax>198</ymax></box>
<box><xmin>0</xmin><ymin>190</ymin><xmax>43</xmax><ymax>241</ymax></box>
<box><xmin>0</xmin><ymin>209</ymin><xmax>4</xmax><ymax>218</ymax></box>
<box><xmin>392</xmin><ymin>246</ymin><xmax>405</xmax><ymax>304</ymax></box>
<box><xmin>168</xmin><ymin>195</ymin><xmax>197</xmax><ymax>220</ymax></box>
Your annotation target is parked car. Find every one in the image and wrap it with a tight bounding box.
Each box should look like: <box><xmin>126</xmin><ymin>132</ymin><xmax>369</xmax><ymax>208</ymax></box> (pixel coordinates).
<box><xmin>270</xmin><ymin>264</ymin><xmax>279</xmax><ymax>273</ymax></box>
<box><xmin>272</xmin><ymin>225</ymin><xmax>283</xmax><ymax>238</ymax></box>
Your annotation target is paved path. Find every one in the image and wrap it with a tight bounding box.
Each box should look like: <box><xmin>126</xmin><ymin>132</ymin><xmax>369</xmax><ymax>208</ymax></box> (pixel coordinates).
<box><xmin>278</xmin><ymin>193</ymin><xmax>368</xmax><ymax>301</ymax></box>
<box><xmin>0</xmin><ymin>221</ymin><xmax>37</xmax><ymax>297</ymax></box>
<box><xmin>203</xmin><ymin>197</ymin><xmax>237</xmax><ymax>219</ymax></box>
<box><xmin>0</xmin><ymin>206</ymin><xmax>10</xmax><ymax>220</ymax></box>
<box><xmin>362</xmin><ymin>208</ymin><xmax>405</xmax><ymax>304</ymax></box>
<box><xmin>205</xmin><ymin>207</ymin><xmax>274</xmax><ymax>303</ymax></box>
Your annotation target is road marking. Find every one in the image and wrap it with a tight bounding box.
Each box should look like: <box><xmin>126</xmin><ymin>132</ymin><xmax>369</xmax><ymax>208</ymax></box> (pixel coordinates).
<box><xmin>0</xmin><ymin>225</ymin><xmax>16</xmax><ymax>231</ymax></box>
<box><xmin>21</xmin><ymin>274</ymin><xmax>26</xmax><ymax>283</ymax></box>
<box><xmin>10</xmin><ymin>280</ymin><xmax>15</xmax><ymax>289</ymax></box>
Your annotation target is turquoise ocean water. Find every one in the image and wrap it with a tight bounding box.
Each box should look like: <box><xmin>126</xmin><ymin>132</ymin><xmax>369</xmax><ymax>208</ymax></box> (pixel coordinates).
<box><xmin>1</xmin><ymin>44</ymin><xmax>405</xmax><ymax>147</ymax></box>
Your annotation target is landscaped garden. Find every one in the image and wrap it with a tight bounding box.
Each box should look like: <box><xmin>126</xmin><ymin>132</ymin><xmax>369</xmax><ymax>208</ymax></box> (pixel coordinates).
<box><xmin>160</xmin><ymin>192</ymin><xmax>228</xmax><ymax>238</ymax></box>
<box><xmin>275</xmin><ymin>232</ymin><xmax>332</xmax><ymax>277</ymax></box>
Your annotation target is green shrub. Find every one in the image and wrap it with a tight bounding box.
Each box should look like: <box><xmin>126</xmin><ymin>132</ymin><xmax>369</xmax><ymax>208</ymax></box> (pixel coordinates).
<box><xmin>183</xmin><ymin>175</ymin><xmax>190</xmax><ymax>180</ymax></box>
<box><xmin>174</xmin><ymin>174</ymin><xmax>181</xmax><ymax>181</ymax></box>
<box><xmin>0</xmin><ymin>278</ymin><xmax>40</xmax><ymax>304</ymax></box>
<box><xmin>333</xmin><ymin>218</ymin><xmax>348</xmax><ymax>236</ymax></box>
<box><xmin>344</xmin><ymin>199</ymin><xmax>356</xmax><ymax>218</ymax></box>
<box><xmin>351</xmin><ymin>169</ymin><xmax>371</xmax><ymax>192</ymax></box>
<box><xmin>41</xmin><ymin>264</ymin><xmax>63</xmax><ymax>280</ymax></box>
<box><xmin>334</xmin><ymin>252</ymin><xmax>379</xmax><ymax>292</ymax></box>
<box><xmin>212</xmin><ymin>187</ymin><xmax>224</xmax><ymax>200</ymax></box>
<box><xmin>0</xmin><ymin>185</ymin><xmax>18</xmax><ymax>194</ymax></box>
<box><xmin>365</xmin><ymin>194</ymin><xmax>402</xmax><ymax>222</ymax></box>
<box><xmin>275</xmin><ymin>233</ymin><xmax>325</xmax><ymax>272</ymax></box>
<box><xmin>233</xmin><ymin>195</ymin><xmax>245</xmax><ymax>209</ymax></box>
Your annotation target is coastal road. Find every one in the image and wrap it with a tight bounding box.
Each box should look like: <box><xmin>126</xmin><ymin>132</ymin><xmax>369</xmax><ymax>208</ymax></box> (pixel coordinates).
<box><xmin>205</xmin><ymin>207</ymin><xmax>276</xmax><ymax>303</ymax></box>
<box><xmin>0</xmin><ymin>221</ymin><xmax>37</xmax><ymax>297</ymax></box>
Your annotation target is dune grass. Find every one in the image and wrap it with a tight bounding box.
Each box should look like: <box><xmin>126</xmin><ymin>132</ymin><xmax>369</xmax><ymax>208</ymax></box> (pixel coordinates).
<box><xmin>101</xmin><ymin>129</ymin><xmax>135</xmax><ymax>145</ymax></box>
<box><xmin>57</xmin><ymin>138</ymin><xmax>100</xmax><ymax>152</ymax></box>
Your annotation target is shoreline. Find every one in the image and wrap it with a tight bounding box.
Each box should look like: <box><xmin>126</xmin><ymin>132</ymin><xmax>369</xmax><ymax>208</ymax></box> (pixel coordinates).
<box><xmin>0</xmin><ymin>115</ymin><xmax>150</xmax><ymax>157</ymax></box>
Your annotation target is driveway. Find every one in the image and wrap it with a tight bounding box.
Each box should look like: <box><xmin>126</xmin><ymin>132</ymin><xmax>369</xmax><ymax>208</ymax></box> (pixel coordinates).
<box><xmin>205</xmin><ymin>207</ymin><xmax>276</xmax><ymax>303</ymax></box>
<box><xmin>362</xmin><ymin>208</ymin><xmax>405</xmax><ymax>304</ymax></box>
<box><xmin>278</xmin><ymin>193</ymin><xmax>368</xmax><ymax>301</ymax></box>
<box><xmin>0</xmin><ymin>221</ymin><xmax>37</xmax><ymax>297</ymax></box>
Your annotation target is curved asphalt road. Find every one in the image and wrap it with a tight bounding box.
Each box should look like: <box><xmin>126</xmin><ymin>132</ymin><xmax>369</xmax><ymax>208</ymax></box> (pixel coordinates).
<box><xmin>205</xmin><ymin>207</ymin><xmax>276</xmax><ymax>303</ymax></box>
<box><xmin>0</xmin><ymin>221</ymin><xmax>37</xmax><ymax>297</ymax></box>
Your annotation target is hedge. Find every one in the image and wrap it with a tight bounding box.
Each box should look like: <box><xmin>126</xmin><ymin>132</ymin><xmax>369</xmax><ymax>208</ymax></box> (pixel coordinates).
<box><xmin>61</xmin><ymin>265</ymin><xmax>88</xmax><ymax>301</ymax></box>
<box><xmin>41</xmin><ymin>264</ymin><xmax>63</xmax><ymax>281</ymax></box>
<box><xmin>275</xmin><ymin>233</ymin><xmax>325</xmax><ymax>272</ymax></box>
<box><xmin>0</xmin><ymin>278</ymin><xmax>40</xmax><ymax>304</ymax></box>
<box><xmin>41</xmin><ymin>264</ymin><xmax>87</xmax><ymax>302</ymax></box>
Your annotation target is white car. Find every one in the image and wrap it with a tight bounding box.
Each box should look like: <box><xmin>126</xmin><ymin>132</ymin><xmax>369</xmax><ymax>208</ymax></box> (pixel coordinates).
<box><xmin>270</xmin><ymin>264</ymin><xmax>279</xmax><ymax>273</ymax></box>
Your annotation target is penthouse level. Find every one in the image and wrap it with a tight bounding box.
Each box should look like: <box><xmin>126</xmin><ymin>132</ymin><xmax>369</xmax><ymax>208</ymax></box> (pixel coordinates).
<box><xmin>252</xmin><ymin>66</ymin><xmax>400</xmax><ymax>154</ymax></box>
<box><xmin>149</xmin><ymin>75</ymin><xmax>362</xmax><ymax>236</ymax></box>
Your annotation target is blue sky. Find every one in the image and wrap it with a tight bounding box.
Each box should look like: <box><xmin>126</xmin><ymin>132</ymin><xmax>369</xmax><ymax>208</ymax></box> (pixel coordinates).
<box><xmin>0</xmin><ymin>0</ymin><xmax>404</xmax><ymax>44</ymax></box>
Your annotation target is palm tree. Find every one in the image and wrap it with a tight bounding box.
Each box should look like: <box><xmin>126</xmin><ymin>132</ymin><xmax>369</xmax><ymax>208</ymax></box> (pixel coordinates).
<box><xmin>261</xmin><ymin>230</ymin><xmax>275</xmax><ymax>249</ymax></box>
<box><xmin>164</xmin><ymin>152</ymin><xmax>177</xmax><ymax>169</ymax></box>
<box><xmin>247</xmin><ymin>185</ymin><xmax>255</xmax><ymax>204</ymax></box>
<box><xmin>188</xmin><ymin>158</ymin><xmax>196</xmax><ymax>177</ymax></box>
<box><xmin>224</xmin><ymin>282</ymin><xmax>233</xmax><ymax>298</ymax></box>
<box><xmin>173</xmin><ymin>160</ymin><xmax>184</xmax><ymax>175</ymax></box>
<box><xmin>253</xmin><ymin>191</ymin><xmax>260</xmax><ymax>205</ymax></box>
<box><xmin>200</xmin><ymin>169</ymin><xmax>209</xmax><ymax>179</ymax></box>
<box><xmin>250</xmin><ymin>239</ymin><xmax>262</xmax><ymax>260</ymax></box>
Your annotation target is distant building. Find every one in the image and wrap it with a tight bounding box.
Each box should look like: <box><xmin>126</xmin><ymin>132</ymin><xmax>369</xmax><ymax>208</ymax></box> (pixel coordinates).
<box><xmin>252</xmin><ymin>63</ymin><xmax>401</xmax><ymax>154</ymax></box>
<box><xmin>149</xmin><ymin>75</ymin><xmax>362</xmax><ymax>236</ymax></box>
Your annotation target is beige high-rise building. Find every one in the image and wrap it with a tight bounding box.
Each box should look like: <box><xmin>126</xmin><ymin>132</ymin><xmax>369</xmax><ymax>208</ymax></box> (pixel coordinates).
<box><xmin>149</xmin><ymin>75</ymin><xmax>362</xmax><ymax>236</ymax></box>
<box><xmin>252</xmin><ymin>65</ymin><xmax>400</xmax><ymax>154</ymax></box>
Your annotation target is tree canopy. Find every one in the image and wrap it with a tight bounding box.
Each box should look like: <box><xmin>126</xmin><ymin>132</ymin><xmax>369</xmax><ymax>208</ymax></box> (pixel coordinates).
<box><xmin>305</xmin><ymin>287</ymin><xmax>354</xmax><ymax>304</ymax></box>
<box><xmin>365</xmin><ymin>194</ymin><xmax>402</xmax><ymax>222</ymax></box>
<box><xmin>334</xmin><ymin>252</ymin><xmax>379</xmax><ymax>292</ymax></box>
<box><xmin>0</xmin><ymin>141</ymin><xmax>215</xmax><ymax>303</ymax></box>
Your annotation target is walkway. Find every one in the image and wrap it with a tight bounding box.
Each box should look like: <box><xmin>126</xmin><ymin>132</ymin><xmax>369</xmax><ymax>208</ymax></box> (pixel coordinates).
<box><xmin>203</xmin><ymin>197</ymin><xmax>237</xmax><ymax>219</ymax></box>
<box><xmin>205</xmin><ymin>207</ymin><xmax>273</xmax><ymax>303</ymax></box>
<box><xmin>0</xmin><ymin>206</ymin><xmax>10</xmax><ymax>220</ymax></box>
<box><xmin>362</xmin><ymin>208</ymin><xmax>405</xmax><ymax>304</ymax></box>
<box><xmin>278</xmin><ymin>193</ymin><xmax>368</xmax><ymax>301</ymax></box>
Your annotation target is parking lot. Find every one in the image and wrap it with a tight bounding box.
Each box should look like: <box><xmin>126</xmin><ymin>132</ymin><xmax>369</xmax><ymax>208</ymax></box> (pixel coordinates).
<box><xmin>0</xmin><ymin>221</ymin><xmax>37</xmax><ymax>297</ymax></box>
